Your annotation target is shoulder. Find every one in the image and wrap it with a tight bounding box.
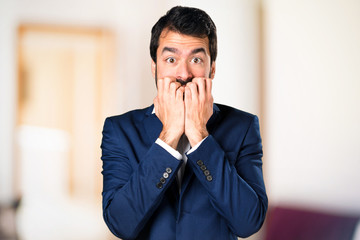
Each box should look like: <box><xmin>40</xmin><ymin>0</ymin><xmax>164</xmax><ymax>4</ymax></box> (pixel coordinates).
<box><xmin>210</xmin><ymin>104</ymin><xmax>261</xmax><ymax>152</ymax></box>
<box><xmin>104</xmin><ymin>105</ymin><xmax>152</xmax><ymax>127</ymax></box>
<box><xmin>215</xmin><ymin>103</ymin><xmax>258</xmax><ymax>124</ymax></box>
<box><xmin>106</xmin><ymin>105</ymin><xmax>152</xmax><ymax>121</ymax></box>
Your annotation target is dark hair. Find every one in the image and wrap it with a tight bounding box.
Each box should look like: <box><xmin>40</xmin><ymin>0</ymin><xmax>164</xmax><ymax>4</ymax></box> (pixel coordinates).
<box><xmin>150</xmin><ymin>6</ymin><xmax>217</xmax><ymax>64</ymax></box>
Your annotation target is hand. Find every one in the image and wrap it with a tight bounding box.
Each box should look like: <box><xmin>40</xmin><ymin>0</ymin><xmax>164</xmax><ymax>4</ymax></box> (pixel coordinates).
<box><xmin>184</xmin><ymin>78</ymin><xmax>213</xmax><ymax>147</ymax></box>
<box><xmin>154</xmin><ymin>77</ymin><xmax>185</xmax><ymax>149</ymax></box>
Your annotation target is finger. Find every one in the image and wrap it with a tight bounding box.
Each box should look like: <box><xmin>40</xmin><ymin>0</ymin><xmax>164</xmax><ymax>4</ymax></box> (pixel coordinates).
<box><xmin>163</xmin><ymin>77</ymin><xmax>172</xmax><ymax>100</ymax></box>
<box><xmin>157</xmin><ymin>78</ymin><xmax>164</xmax><ymax>98</ymax></box>
<box><xmin>194</xmin><ymin>78</ymin><xmax>206</xmax><ymax>101</ymax></box>
<box><xmin>187</xmin><ymin>82</ymin><xmax>198</xmax><ymax>102</ymax></box>
<box><xmin>169</xmin><ymin>82</ymin><xmax>180</xmax><ymax>97</ymax></box>
<box><xmin>166</xmin><ymin>78</ymin><xmax>178</xmax><ymax>99</ymax></box>
<box><xmin>205</xmin><ymin>78</ymin><xmax>212</xmax><ymax>97</ymax></box>
<box><xmin>184</xmin><ymin>86</ymin><xmax>191</xmax><ymax>106</ymax></box>
<box><xmin>163</xmin><ymin>77</ymin><xmax>172</xmax><ymax>92</ymax></box>
<box><xmin>173</xmin><ymin>81</ymin><xmax>182</xmax><ymax>90</ymax></box>
<box><xmin>164</xmin><ymin>77</ymin><xmax>177</xmax><ymax>89</ymax></box>
<box><xmin>176</xmin><ymin>86</ymin><xmax>185</xmax><ymax>101</ymax></box>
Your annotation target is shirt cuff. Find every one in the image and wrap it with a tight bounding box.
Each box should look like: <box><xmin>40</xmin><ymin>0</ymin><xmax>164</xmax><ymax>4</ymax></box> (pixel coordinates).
<box><xmin>187</xmin><ymin>136</ymin><xmax>208</xmax><ymax>154</ymax></box>
<box><xmin>155</xmin><ymin>138</ymin><xmax>182</xmax><ymax>160</ymax></box>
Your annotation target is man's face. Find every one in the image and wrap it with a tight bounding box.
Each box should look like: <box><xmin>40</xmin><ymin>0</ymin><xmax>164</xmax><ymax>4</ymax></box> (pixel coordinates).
<box><xmin>152</xmin><ymin>30</ymin><xmax>215</xmax><ymax>86</ymax></box>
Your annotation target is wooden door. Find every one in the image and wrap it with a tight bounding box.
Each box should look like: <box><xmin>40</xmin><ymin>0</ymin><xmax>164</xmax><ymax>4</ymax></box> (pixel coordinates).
<box><xmin>16</xmin><ymin>24</ymin><xmax>116</xmax><ymax>240</ymax></box>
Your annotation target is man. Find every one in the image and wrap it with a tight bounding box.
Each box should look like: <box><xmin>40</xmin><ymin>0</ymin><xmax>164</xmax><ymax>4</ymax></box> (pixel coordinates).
<box><xmin>101</xmin><ymin>6</ymin><xmax>267</xmax><ymax>240</ymax></box>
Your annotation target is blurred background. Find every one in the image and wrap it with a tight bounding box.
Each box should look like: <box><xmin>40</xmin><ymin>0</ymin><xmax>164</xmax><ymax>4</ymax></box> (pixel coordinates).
<box><xmin>0</xmin><ymin>0</ymin><xmax>359</xmax><ymax>239</ymax></box>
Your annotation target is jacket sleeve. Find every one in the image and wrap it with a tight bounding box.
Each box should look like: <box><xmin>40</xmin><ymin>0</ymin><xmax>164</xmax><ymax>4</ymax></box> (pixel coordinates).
<box><xmin>101</xmin><ymin>117</ymin><xmax>182</xmax><ymax>239</ymax></box>
<box><xmin>186</xmin><ymin>115</ymin><xmax>268</xmax><ymax>238</ymax></box>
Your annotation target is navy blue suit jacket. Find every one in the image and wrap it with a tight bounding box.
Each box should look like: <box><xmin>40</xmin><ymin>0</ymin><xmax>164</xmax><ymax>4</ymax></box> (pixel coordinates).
<box><xmin>101</xmin><ymin>104</ymin><xmax>268</xmax><ymax>240</ymax></box>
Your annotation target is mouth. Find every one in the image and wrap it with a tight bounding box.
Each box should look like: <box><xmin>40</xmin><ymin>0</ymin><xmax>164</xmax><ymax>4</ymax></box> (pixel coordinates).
<box><xmin>176</xmin><ymin>78</ymin><xmax>193</xmax><ymax>86</ymax></box>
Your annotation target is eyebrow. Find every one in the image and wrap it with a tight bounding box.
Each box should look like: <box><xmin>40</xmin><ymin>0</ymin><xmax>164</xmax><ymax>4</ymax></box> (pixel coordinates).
<box><xmin>162</xmin><ymin>47</ymin><xmax>179</xmax><ymax>55</ymax></box>
<box><xmin>191</xmin><ymin>48</ymin><xmax>206</xmax><ymax>55</ymax></box>
<box><xmin>161</xmin><ymin>47</ymin><xmax>207</xmax><ymax>55</ymax></box>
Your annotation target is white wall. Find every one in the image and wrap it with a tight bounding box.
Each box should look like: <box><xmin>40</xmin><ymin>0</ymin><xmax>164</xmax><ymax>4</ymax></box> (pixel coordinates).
<box><xmin>264</xmin><ymin>0</ymin><xmax>360</xmax><ymax>212</ymax></box>
<box><xmin>0</xmin><ymin>0</ymin><xmax>17</xmax><ymax>205</ymax></box>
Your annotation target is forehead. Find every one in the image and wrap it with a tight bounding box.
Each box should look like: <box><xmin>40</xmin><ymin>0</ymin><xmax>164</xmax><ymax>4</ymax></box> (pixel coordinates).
<box><xmin>158</xmin><ymin>30</ymin><xmax>210</xmax><ymax>55</ymax></box>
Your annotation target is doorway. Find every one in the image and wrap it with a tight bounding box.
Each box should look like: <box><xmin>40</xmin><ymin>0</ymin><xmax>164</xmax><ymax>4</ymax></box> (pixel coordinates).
<box><xmin>16</xmin><ymin>24</ymin><xmax>116</xmax><ymax>240</ymax></box>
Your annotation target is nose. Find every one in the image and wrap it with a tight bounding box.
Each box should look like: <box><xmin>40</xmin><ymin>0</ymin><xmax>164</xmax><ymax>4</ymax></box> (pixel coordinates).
<box><xmin>176</xmin><ymin>61</ymin><xmax>193</xmax><ymax>82</ymax></box>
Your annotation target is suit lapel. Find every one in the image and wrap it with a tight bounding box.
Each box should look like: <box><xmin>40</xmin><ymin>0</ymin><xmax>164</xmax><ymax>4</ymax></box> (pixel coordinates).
<box><xmin>207</xmin><ymin>103</ymin><xmax>221</xmax><ymax>134</ymax></box>
<box><xmin>143</xmin><ymin>105</ymin><xmax>163</xmax><ymax>143</ymax></box>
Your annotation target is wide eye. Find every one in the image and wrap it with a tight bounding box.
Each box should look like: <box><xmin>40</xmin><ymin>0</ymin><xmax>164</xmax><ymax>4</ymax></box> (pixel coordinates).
<box><xmin>191</xmin><ymin>57</ymin><xmax>202</xmax><ymax>64</ymax></box>
<box><xmin>166</xmin><ymin>57</ymin><xmax>176</xmax><ymax>63</ymax></box>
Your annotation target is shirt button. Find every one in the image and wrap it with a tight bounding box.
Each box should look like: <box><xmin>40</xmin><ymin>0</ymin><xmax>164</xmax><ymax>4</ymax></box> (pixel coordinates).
<box><xmin>196</xmin><ymin>160</ymin><xmax>204</xmax><ymax>166</ymax></box>
<box><xmin>156</xmin><ymin>182</ymin><xmax>163</xmax><ymax>189</ymax></box>
<box><xmin>163</xmin><ymin>172</ymin><xmax>169</xmax><ymax>179</ymax></box>
<box><xmin>160</xmin><ymin>177</ymin><xmax>166</xmax><ymax>184</ymax></box>
<box><xmin>206</xmin><ymin>175</ymin><xmax>213</xmax><ymax>182</ymax></box>
<box><xmin>166</xmin><ymin>167</ymin><xmax>172</xmax><ymax>174</ymax></box>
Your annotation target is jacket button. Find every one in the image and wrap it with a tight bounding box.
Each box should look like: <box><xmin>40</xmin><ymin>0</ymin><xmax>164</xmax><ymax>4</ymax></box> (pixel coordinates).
<box><xmin>163</xmin><ymin>172</ymin><xmax>169</xmax><ymax>179</ymax></box>
<box><xmin>166</xmin><ymin>167</ymin><xmax>172</xmax><ymax>174</ymax></box>
<box><xmin>160</xmin><ymin>177</ymin><xmax>166</xmax><ymax>184</ymax></box>
<box><xmin>156</xmin><ymin>182</ymin><xmax>163</xmax><ymax>189</ymax></box>
<box><xmin>200</xmin><ymin>165</ymin><xmax>207</xmax><ymax>171</ymax></box>
<box><xmin>196</xmin><ymin>160</ymin><xmax>204</xmax><ymax>166</ymax></box>
<box><xmin>204</xmin><ymin>170</ymin><xmax>210</xmax><ymax>176</ymax></box>
<box><xmin>206</xmin><ymin>175</ymin><xmax>213</xmax><ymax>182</ymax></box>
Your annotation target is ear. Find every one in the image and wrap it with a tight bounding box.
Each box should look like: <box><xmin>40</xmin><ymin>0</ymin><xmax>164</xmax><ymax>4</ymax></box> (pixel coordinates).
<box><xmin>151</xmin><ymin>60</ymin><xmax>156</xmax><ymax>79</ymax></box>
<box><xmin>210</xmin><ymin>62</ymin><xmax>216</xmax><ymax>79</ymax></box>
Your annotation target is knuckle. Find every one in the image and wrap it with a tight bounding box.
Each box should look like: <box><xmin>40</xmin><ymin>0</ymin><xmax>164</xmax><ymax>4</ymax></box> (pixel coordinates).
<box><xmin>164</xmin><ymin>77</ymin><xmax>170</xmax><ymax>84</ymax></box>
